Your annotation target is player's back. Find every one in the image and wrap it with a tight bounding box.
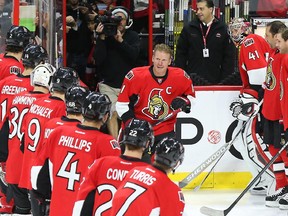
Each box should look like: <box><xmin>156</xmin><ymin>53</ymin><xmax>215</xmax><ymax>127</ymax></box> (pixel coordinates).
<box><xmin>0</xmin><ymin>54</ymin><xmax>24</xmax><ymax>80</ymax></box>
<box><xmin>0</xmin><ymin>74</ymin><xmax>33</xmax><ymax>126</ymax></box>
<box><xmin>19</xmin><ymin>94</ymin><xmax>66</xmax><ymax>189</ymax></box>
<box><xmin>43</xmin><ymin>116</ymin><xmax>81</xmax><ymax>140</ymax></box>
<box><xmin>45</xmin><ymin>124</ymin><xmax>120</xmax><ymax>216</ymax></box>
<box><xmin>110</xmin><ymin>164</ymin><xmax>185</xmax><ymax>216</ymax></box>
<box><xmin>6</xmin><ymin>91</ymin><xmax>48</xmax><ymax>184</ymax></box>
<box><xmin>73</xmin><ymin>155</ymin><xmax>147</xmax><ymax>216</ymax></box>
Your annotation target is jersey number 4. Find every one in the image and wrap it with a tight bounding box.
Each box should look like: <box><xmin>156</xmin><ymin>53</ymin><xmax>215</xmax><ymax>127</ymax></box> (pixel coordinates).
<box><xmin>57</xmin><ymin>152</ymin><xmax>81</xmax><ymax>191</ymax></box>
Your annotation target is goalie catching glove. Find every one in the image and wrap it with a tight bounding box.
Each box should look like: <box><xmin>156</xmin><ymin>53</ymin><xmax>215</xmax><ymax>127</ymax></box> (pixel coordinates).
<box><xmin>171</xmin><ymin>96</ymin><xmax>191</xmax><ymax>113</ymax></box>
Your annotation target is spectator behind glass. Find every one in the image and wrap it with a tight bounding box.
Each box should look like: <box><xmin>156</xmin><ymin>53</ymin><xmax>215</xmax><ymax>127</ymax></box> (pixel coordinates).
<box><xmin>66</xmin><ymin>0</ymin><xmax>94</xmax><ymax>84</ymax></box>
<box><xmin>0</xmin><ymin>0</ymin><xmax>12</xmax><ymax>53</ymax></box>
<box><xmin>175</xmin><ymin>0</ymin><xmax>236</xmax><ymax>85</ymax></box>
<box><xmin>94</xmin><ymin>6</ymin><xmax>140</xmax><ymax>139</ymax></box>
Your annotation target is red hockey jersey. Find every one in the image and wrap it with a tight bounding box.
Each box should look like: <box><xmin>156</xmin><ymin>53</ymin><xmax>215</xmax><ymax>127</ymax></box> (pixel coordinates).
<box><xmin>239</xmin><ymin>34</ymin><xmax>270</xmax><ymax>89</ymax></box>
<box><xmin>31</xmin><ymin>124</ymin><xmax>121</xmax><ymax>216</ymax></box>
<box><xmin>0</xmin><ymin>54</ymin><xmax>24</xmax><ymax>80</ymax></box>
<box><xmin>280</xmin><ymin>54</ymin><xmax>288</xmax><ymax>130</ymax></box>
<box><xmin>6</xmin><ymin>91</ymin><xmax>48</xmax><ymax>184</ymax></box>
<box><xmin>0</xmin><ymin>74</ymin><xmax>32</xmax><ymax>126</ymax></box>
<box><xmin>262</xmin><ymin>49</ymin><xmax>283</xmax><ymax>121</ymax></box>
<box><xmin>117</xmin><ymin>66</ymin><xmax>195</xmax><ymax>136</ymax></box>
<box><xmin>19</xmin><ymin>94</ymin><xmax>66</xmax><ymax>189</ymax></box>
<box><xmin>43</xmin><ymin>116</ymin><xmax>81</xmax><ymax>140</ymax></box>
<box><xmin>73</xmin><ymin>155</ymin><xmax>147</xmax><ymax>216</ymax></box>
<box><xmin>110</xmin><ymin>165</ymin><xmax>185</xmax><ymax>216</ymax></box>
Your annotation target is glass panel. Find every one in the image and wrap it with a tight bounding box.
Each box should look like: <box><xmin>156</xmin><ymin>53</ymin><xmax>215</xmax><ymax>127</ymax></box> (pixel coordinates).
<box><xmin>0</xmin><ymin>0</ymin><xmax>13</xmax><ymax>53</ymax></box>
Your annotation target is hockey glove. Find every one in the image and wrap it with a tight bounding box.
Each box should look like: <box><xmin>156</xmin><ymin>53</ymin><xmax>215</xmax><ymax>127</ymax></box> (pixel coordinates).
<box><xmin>171</xmin><ymin>96</ymin><xmax>191</xmax><ymax>113</ymax></box>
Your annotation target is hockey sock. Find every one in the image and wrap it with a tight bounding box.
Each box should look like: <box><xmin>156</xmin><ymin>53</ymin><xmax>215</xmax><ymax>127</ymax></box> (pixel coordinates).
<box><xmin>269</xmin><ymin>145</ymin><xmax>287</xmax><ymax>189</ymax></box>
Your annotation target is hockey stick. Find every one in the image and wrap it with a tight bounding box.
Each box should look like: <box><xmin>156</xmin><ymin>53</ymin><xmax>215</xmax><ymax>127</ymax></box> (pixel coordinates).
<box><xmin>180</xmin><ymin>100</ymin><xmax>263</xmax><ymax>189</ymax></box>
<box><xmin>200</xmin><ymin>141</ymin><xmax>288</xmax><ymax>216</ymax></box>
<box><xmin>153</xmin><ymin>108</ymin><xmax>182</xmax><ymax>126</ymax></box>
<box><xmin>193</xmin><ymin>113</ymin><xmax>256</xmax><ymax>191</ymax></box>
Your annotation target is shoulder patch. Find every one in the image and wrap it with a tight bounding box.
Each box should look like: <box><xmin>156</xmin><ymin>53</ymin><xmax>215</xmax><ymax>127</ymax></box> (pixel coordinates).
<box><xmin>243</xmin><ymin>38</ymin><xmax>254</xmax><ymax>47</ymax></box>
<box><xmin>10</xmin><ymin>66</ymin><xmax>21</xmax><ymax>75</ymax></box>
<box><xmin>110</xmin><ymin>139</ymin><xmax>120</xmax><ymax>150</ymax></box>
<box><xmin>125</xmin><ymin>70</ymin><xmax>134</xmax><ymax>80</ymax></box>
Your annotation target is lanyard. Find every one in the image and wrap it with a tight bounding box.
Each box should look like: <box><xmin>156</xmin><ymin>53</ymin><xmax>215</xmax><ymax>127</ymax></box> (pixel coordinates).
<box><xmin>200</xmin><ymin>24</ymin><xmax>212</xmax><ymax>48</ymax></box>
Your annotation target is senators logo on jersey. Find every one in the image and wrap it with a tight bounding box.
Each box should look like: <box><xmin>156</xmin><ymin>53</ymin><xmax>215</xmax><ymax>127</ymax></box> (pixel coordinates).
<box><xmin>265</xmin><ymin>58</ymin><xmax>276</xmax><ymax>90</ymax></box>
<box><xmin>142</xmin><ymin>88</ymin><xmax>169</xmax><ymax>120</ymax></box>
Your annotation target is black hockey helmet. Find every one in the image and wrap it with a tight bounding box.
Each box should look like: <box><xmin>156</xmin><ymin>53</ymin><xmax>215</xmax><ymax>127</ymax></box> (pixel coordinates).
<box><xmin>51</xmin><ymin>67</ymin><xmax>79</xmax><ymax>92</ymax></box>
<box><xmin>22</xmin><ymin>44</ymin><xmax>48</xmax><ymax>68</ymax></box>
<box><xmin>155</xmin><ymin>137</ymin><xmax>185</xmax><ymax>168</ymax></box>
<box><xmin>82</xmin><ymin>92</ymin><xmax>111</xmax><ymax>121</ymax></box>
<box><xmin>121</xmin><ymin>119</ymin><xmax>154</xmax><ymax>148</ymax></box>
<box><xmin>6</xmin><ymin>25</ymin><xmax>33</xmax><ymax>48</ymax></box>
<box><xmin>65</xmin><ymin>85</ymin><xmax>90</xmax><ymax>114</ymax></box>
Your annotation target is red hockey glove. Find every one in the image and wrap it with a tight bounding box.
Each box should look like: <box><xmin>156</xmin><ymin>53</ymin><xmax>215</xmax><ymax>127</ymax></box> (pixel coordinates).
<box><xmin>171</xmin><ymin>96</ymin><xmax>191</xmax><ymax>113</ymax></box>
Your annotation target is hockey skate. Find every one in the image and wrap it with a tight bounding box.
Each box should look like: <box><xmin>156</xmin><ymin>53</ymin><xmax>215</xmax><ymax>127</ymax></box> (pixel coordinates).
<box><xmin>249</xmin><ymin>176</ymin><xmax>273</xmax><ymax>196</ymax></box>
<box><xmin>265</xmin><ymin>186</ymin><xmax>288</xmax><ymax>207</ymax></box>
<box><xmin>279</xmin><ymin>192</ymin><xmax>288</xmax><ymax>210</ymax></box>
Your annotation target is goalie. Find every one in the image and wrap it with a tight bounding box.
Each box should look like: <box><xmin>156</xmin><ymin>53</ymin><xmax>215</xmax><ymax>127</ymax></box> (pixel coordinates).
<box><xmin>230</xmin><ymin>89</ymin><xmax>274</xmax><ymax>196</ymax></box>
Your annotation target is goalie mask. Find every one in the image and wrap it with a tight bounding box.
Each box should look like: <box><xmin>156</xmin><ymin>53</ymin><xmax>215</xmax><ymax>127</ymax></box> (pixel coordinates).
<box><xmin>230</xmin><ymin>89</ymin><xmax>259</xmax><ymax>121</ymax></box>
<box><xmin>30</xmin><ymin>63</ymin><xmax>56</xmax><ymax>89</ymax></box>
<box><xmin>228</xmin><ymin>18</ymin><xmax>252</xmax><ymax>44</ymax></box>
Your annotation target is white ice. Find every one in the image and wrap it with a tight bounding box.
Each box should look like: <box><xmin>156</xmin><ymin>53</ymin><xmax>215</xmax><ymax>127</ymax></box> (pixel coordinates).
<box><xmin>183</xmin><ymin>189</ymin><xmax>287</xmax><ymax>216</ymax></box>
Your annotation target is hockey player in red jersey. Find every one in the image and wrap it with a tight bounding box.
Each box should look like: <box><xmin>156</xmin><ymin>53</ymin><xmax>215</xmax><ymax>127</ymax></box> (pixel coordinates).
<box><xmin>228</xmin><ymin>17</ymin><xmax>273</xmax><ymax>195</ymax></box>
<box><xmin>275</xmin><ymin>27</ymin><xmax>288</xmax><ymax>209</ymax></box>
<box><xmin>228</xmin><ymin>18</ymin><xmax>270</xmax><ymax>92</ymax></box>
<box><xmin>72</xmin><ymin>118</ymin><xmax>153</xmax><ymax>216</ymax></box>
<box><xmin>31</xmin><ymin>92</ymin><xmax>121</xmax><ymax>216</ymax></box>
<box><xmin>29</xmin><ymin>85</ymin><xmax>89</xmax><ymax>215</ymax></box>
<box><xmin>110</xmin><ymin>137</ymin><xmax>185</xmax><ymax>216</ymax></box>
<box><xmin>116</xmin><ymin>43</ymin><xmax>194</xmax><ymax>160</ymax></box>
<box><xmin>0</xmin><ymin>44</ymin><xmax>48</xmax><ymax>213</ymax></box>
<box><xmin>19</xmin><ymin>66</ymin><xmax>79</xmax><ymax>215</ymax></box>
<box><xmin>261</xmin><ymin>21</ymin><xmax>288</xmax><ymax>208</ymax></box>
<box><xmin>5</xmin><ymin>63</ymin><xmax>53</xmax><ymax>214</ymax></box>
<box><xmin>0</xmin><ymin>25</ymin><xmax>33</xmax><ymax>80</ymax></box>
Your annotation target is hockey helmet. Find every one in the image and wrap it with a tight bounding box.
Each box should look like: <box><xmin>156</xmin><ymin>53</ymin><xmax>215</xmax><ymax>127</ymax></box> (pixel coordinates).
<box><xmin>65</xmin><ymin>85</ymin><xmax>90</xmax><ymax>114</ymax></box>
<box><xmin>82</xmin><ymin>92</ymin><xmax>111</xmax><ymax>121</ymax></box>
<box><xmin>51</xmin><ymin>67</ymin><xmax>80</xmax><ymax>92</ymax></box>
<box><xmin>228</xmin><ymin>18</ymin><xmax>252</xmax><ymax>44</ymax></box>
<box><xmin>121</xmin><ymin>118</ymin><xmax>154</xmax><ymax>148</ymax></box>
<box><xmin>30</xmin><ymin>63</ymin><xmax>56</xmax><ymax>89</ymax></box>
<box><xmin>6</xmin><ymin>25</ymin><xmax>33</xmax><ymax>48</ymax></box>
<box><xmin>22</xmin><ymin>44</ymin><xmax>48</xmax><ymax>68</ymax></box>
<box><xmin>155</xmin><ymin>137</ymin><xmax>185</xmax><ymax>169</ymax></box>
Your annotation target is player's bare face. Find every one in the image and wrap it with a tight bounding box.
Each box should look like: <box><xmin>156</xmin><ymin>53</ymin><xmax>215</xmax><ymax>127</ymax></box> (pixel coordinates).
<box><xmin>152</xmin><ymin>51</ymin><xmax>171</xmax><ymax>76</ymax></box>
<box><xmin>265</xmin><ymin>26</ymin><xmax>275</xmax><ymax>48</ymax></box>
<box><xmin>196</xmin><ymin>2</ymin><xmax>213</xmax><ymax>24</ymax></box>
<box><xmin>275</xmin><ymin>33</ymin><xmax>288</xmax><ymax>54</ymax></box>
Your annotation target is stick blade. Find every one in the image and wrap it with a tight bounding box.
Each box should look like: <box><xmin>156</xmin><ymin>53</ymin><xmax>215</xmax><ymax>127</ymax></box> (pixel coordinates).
<box><xmin>200</xmin><ymin>206</ymin><xmax>225</xmax><ymax>216</ymax></box>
